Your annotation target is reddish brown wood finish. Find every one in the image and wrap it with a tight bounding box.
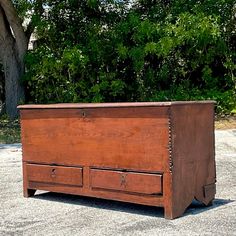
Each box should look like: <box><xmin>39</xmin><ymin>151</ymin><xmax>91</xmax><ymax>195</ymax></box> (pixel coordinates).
<box><xmin>20</xmin><ymin>107</ymin><xmax>169</xmax><ymax>172</ymax></box>
<box><xmin>166</xmin><ymin>103</ymin><xmax>216</xmax><ymax>219</ymax></box>
<box><xmin>26</xmin><ymin>164</ymin><xmax>83</xmax><ymax>187</ymax></box>
<box><xmin>18</xmin><ymin>101</ymin><xmax>216</xmax><ymax>219</ymax></box>
<box><xmin>90</xmin><ymin>169</ymin><xmax>162</xmax><ymax>195</ymax></box>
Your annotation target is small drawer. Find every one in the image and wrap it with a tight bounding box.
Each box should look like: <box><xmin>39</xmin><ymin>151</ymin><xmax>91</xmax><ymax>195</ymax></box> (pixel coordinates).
<box><xmin>90</xmin><ymin>169</ymin><xmax>162</xmax><ymax>195</ymax></box>
<box><xmin>26</xmin><ymin>164</ymin><xmax>83</xmax><ymax>187</ymax></box>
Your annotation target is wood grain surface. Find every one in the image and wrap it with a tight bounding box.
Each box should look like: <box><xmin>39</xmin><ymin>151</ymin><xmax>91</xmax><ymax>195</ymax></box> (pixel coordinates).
<box><xmin>90</xmin><ymin>169</ymin><xmax>162</xmax><ymax>195</ymax></box>
<box><xmin>166</xmin><ymin>103</ymin><xmax>216</xmax><ymax>219</ymax></box>
<box><xmin>18</xmin><ymin>101</ymin><xmax>215</xmax><ymax>109</ymax></box>
<box><xmin>27</xmin><ymin>164</ymin><xmax>83</xmax><ymax>187</ymax></box>
<box><xmin>21</xmin><ymin>107</ymin><xmax>169</xmax><ymax>172</ymax></box>
<box><xmin>19</xmin><ymin>102</ymin><xmax>216</xmax><ymax>219</ymax></box>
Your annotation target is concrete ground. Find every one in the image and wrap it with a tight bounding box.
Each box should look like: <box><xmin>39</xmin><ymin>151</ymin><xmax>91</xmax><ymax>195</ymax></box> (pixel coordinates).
<box><xmin>0</xmin><ymin>130</ymin><xmax>236</xmax><ymax>236</ymax></box>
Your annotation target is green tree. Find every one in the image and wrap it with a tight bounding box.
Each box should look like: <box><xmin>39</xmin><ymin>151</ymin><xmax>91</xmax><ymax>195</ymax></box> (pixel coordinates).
<box><xmin>24</xmin><ymin>0</ymin><xmax>236</xmax><ymax>113</ymax></box>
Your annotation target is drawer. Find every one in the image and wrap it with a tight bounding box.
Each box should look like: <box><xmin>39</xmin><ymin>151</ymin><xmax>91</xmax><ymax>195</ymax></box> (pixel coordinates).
<box><xmin>90</xmin><ymin>169</ymin><xmax>162</xmax><ymax>195</ymax></box>
<box><xmin>26</xmin><ymin>164</ymin><xmax>83</xmax><ymax>187</ymax></box>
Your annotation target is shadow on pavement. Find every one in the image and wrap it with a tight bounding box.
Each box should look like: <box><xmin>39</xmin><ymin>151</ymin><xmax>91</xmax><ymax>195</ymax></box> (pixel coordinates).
<box><xmin>34</xmin><ymin>192</ymin><xmax>164</xmax><ymax>218</ymax></box>
<box><xmin>0</xmin><ymin>143</ymin><xmax>21</xmax><ymax>150</ymax></box>
<box><xmin>232</xmin><ymin>130</ymin><xmax>236</xmax><ymax>136</ymax></box>
<box><xmin>185</xmin><ymin>198</ymin><xmax>234</xmax><ymax>216</ymax></box>
<box><xmin>33</xmin><ymin>192</ymin><xmax>234</xmax><ymax>219</ymax></box>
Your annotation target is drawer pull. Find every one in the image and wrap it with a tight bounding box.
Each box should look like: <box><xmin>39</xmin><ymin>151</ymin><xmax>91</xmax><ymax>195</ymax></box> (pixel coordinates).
<box><xmin>51</xmin><ymin>168</ymin><xmax>56</xmax><ymax>178</ymax></box>
<box><xmin>82</xmin><ymin>111</ymin><xmax>86</xmax><ymax>118</ymax></box>
<box><xmin>120</xmin><ymin>174</ymin><xmax>126</xmax><ymax>186</ymax></box>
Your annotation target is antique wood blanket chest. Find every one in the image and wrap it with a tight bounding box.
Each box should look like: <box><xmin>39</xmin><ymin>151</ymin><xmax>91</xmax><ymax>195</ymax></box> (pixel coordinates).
<box><xmin>18</xmin><ymin>101</ymin><xmax>216</xmax><ymax>219</ymax></box>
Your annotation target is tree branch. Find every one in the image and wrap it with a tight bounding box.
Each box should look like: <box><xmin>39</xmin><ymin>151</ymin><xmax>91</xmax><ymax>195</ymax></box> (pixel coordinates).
<box><xmin>0</xmin><ymin>5</ymin><xmax>14</xmax><ymax>59</ymax></box>
<box><xmin>0</xmin><ymin>5</ymin><xmax>10</xmax><ymax>40</ymax></box>
<box><xmin>0</xmin><ymin>5</ymin><xmax>6</xmax><ymax>42</ymax></box>
<box><xmin>0</xmin><ymin>0</ymin><xmax>28</xmax><ymax>60</ymax></box>
<box><xmin>0</xmin><ymin>6</ymin><xmax>5</xmax><ymax>60</ymax></box>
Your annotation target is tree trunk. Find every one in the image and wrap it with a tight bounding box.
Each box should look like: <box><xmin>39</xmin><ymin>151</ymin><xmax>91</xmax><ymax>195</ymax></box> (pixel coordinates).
<box><xmin>0</xmin><ymin>3</ymin><xmax>28</xmax><ymax>119</ymax></box>
<box><xmin>3</xmin><ymin>42</ymin><xmax>25</xmax><ymax>118</ymax></box>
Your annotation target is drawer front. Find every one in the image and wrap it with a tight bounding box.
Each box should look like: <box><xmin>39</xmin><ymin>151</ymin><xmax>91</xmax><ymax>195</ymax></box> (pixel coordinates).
<box><xmin>90</xmin><ymin>169</ymin><xmax>162</xmax><ymax>195</ymax></box>
<box><xmin>26</xmin><ymin>164</ymin><xmax>83</xmax><ymax>187</ymax></box>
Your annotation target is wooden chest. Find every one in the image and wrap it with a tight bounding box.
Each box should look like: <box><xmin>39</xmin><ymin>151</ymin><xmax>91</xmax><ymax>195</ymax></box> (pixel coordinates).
<box><xmin>18</xmin><ymin>101</ymin><xmax>216</xmax><ymax>219</ymax></box>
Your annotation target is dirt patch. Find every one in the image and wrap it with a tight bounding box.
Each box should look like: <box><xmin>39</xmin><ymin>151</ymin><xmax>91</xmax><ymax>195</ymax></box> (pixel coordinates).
<box><xmin>215</xmin><ymin>115</ymin><xmax>236</xmax><ymax>130</ymax></box>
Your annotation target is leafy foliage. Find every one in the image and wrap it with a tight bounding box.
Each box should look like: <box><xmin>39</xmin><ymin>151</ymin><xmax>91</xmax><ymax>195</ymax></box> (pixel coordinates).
<box><xmin>0</xmin><ymin>115</ymin><xmax>21</xmax><ymax>144</ymax></box>
<box><xmin>24</xmin><ymin>0</ymin><xmax>236</xmax><ymax>114</ymax></box>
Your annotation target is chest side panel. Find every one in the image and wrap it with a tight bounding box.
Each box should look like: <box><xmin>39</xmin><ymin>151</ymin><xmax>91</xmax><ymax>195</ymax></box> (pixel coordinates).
<box><xmin>169</xmin><ymin>103</ymin><xmax>216</xmax><ymax>218</ymax></box>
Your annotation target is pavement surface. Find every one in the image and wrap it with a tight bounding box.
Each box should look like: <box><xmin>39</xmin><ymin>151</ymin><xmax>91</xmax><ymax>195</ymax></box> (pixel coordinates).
<box><xmin>0</xmin><ymin>130</ymin><xmax>236</xmax><ymax>236</ymax></box>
